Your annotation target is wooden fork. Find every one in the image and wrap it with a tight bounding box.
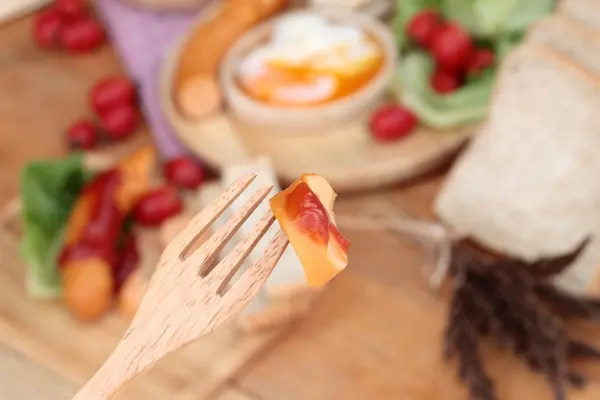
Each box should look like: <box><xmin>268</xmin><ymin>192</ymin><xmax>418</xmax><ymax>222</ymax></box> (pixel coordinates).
<box><xmin>71</xmin><ymin>174</ymin><xmax>289</xmax><ymax>400</ymax></box>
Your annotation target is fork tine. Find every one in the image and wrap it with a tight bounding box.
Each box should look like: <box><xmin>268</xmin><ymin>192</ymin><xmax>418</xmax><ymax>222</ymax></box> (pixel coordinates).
<box><xmin>172</xmin><ymin>174</ymin><xmax>257</xmax><ymax>258</ymax></box>
<box><xmin>211</xmin><ymin>211</ymin><xmax>277</xmax><ymax>294</ymax></box>
<box><xmin>224</xmin><ymin>230</ymin><xmax>289</xmax><ymax>303</ymax></box>
<box><xmin>184</xmin><ymin>184</ymin><xmax>274</xmax><ymax>275</ymax></box>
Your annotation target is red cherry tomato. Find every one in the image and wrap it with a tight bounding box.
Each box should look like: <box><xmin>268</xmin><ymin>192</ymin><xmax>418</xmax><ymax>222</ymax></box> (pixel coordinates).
<box><xmin>33</xmin><ymin>8</ymin><xmax>64</xmax><ymax>49</ymax></box>
<box><xmin>467</xmin><ymin>48</ymin><xmax>496</xmax><ymax>74</ymax></box>
<box><xmin>54</xmin><ymin>0</ymin><xmax>87</xmax><ymax>22</ymax></box>
<box><xmin>114</xmin><ymin>234</ymin><xmax>140</xmax><ymax>293</ymax></box>
<box><xmin>100</xmin><ymin>105</ymin><xmax>139</xmax><ymax>141</ymax></box>
<box><xmin>90</xmin><ymin>77</ymin><xmax>138</xmax><ymax>115</ymax></box>
<box><xmin>132</xmin><ymin>187</ymin><xmax>183</xmax><ymax>227</ymax></box>
<box><xmin>163</xmin><ymin>156</ymin><xmax>205</xmax><ymax>190</ymax></box>
<box><xmin>66</xmin><ymin>119</ymin><xmax>98</xmax><ymax>150</ymax></box>
<box><xmin>406</xmin><ymin>10</ymin><xmax>443</xmax><ymax>49</ymax></box>
<box><xmin>60</xmin><ymin>19</ymin><xmax>105</xmax><ymax>54</ymax></box>
<box><xmin>431</xmin><ymin>70</ymin><xmax>462</xmax><ymax>94</ymax></box>
<box><xmin>369</xmin><ymin>105</ymin><xmax>418</xmax><ymax>142</ymax></box>
<box><xmin>430</xmin><ymin>23</ymin><xmax>474</xmax><ymax>72</ymax></box>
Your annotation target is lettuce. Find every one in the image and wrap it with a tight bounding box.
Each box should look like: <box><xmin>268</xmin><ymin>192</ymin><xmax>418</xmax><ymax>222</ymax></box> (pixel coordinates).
<box><xmin>500</xmin><ymin>0</ymin><xmax>555</xmax><ymax>34</ymax></box>
<box><xmin>393</xmin><ymin>52</ymin><xmax>493</xmax><ymax>130</ymax></box>
<box><xmin>442</xmin><ymin>0</ymin><xmax>484</xmax><ymax>35</ymax></box>
<box><xmin>393</xmin><ymin>0</ymin><xmax>555</xmax><ymax>129</ymax></box>
<box><xmin>19</xmin><ymin>154</ymin><xmax>91</xmax><ymax>299</ymax></box>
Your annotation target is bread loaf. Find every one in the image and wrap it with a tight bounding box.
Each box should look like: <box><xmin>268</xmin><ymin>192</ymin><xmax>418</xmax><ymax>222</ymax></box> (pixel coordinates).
<box><xmin>435</xmin><ymin>44</ymin><xmax>600</xmax><ymax>294</ymax></box>
<box><xmin>527</xmin><ymin>14</ymin><xmax>600</xmax><ymax>74</ymax></box>
<box><xmin>558</xmin><ymin>0</ymin><xmax>600</xmax><ymax>32</ymax></box>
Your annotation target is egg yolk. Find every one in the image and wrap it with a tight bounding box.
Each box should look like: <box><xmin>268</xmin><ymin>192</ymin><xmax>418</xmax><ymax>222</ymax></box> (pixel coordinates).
<box><xmin>237</xmin><ymin>39</ymin><xmax>384</xmax><ymax>107</ymax></box>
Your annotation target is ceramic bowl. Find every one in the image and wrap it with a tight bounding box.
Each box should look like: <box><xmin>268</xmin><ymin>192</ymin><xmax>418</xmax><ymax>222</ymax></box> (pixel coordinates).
<box><xmin>220</xmin><ymin>6</ymin><xmax>397</xmax><ymax>132</ymax></box>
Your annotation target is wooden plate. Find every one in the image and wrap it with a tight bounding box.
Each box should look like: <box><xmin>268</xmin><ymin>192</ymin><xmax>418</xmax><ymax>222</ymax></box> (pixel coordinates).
<box><xmin>160</xmin><ymin>6</ymin><xmax>476</xmax><ymax>193</ymax></box>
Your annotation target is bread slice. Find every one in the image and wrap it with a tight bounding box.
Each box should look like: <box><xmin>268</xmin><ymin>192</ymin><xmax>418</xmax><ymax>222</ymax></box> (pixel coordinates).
<box><xmin>558</xmin><ymin>0</ymin><xmax>600</xmax><ymax>32</ymax></box>
<box><xmin>435</xmin><ymin>43</ymin><xmax>600</xmax><ymax>294</ymax></box>
<box><xmin>527</xmin><ymin>14</ymin><xmax>600</xmax><ymax>74</ymax></box>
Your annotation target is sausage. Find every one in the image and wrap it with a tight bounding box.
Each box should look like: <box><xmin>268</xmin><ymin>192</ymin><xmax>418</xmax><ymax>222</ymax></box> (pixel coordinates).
<box><xmin>59</xmin><ymin>146</ymin><xmax>156</xmax><ymax>321</ymax></box>
<box><xmin>174</xmin><ymin>0</ymin><xmax>289</xmax><ymax>119</ymax></box>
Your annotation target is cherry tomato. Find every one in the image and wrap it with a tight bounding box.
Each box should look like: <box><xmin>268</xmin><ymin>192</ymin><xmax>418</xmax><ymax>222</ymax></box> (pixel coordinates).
<box><xmin>114</xmin><ymin>234</ymin><xmax>140</xmax><ymax>293</ymax></box>
<box><xmin>33</xmin><ymin>8</ymin><xmax>64</xmax><ymax>49</ymax></box>
<box><xmin>163</xmin><ymin>156</ymin><xmax>205</xmax><ymax>190</ymax></box>
<box><xmin>132</xmin><ymin>187</ymin><xmax>183</xmax><ymax>227</ymax></box>
<box><xmin>54</xmin><ymin>0</ymin><xmax>87</xmax><ymax>22</ymax></box>
<box><xmin>431</xmin><ymin>70</ymin><xmax>462</xmax><ymax>94</ymax></box>
<box><xmin>90</xmin><ymin>77</ymin><xmax>138</xmax><ymax>115</ymax></box>
<box><xmin>100</xmin><ymin>105</ymin><xmax>139</xmax><ymax>141</ymax></box>
<box><xmin>60</xmin><ymin>19</ymin><xmax>105</xmax><ymax>54</ymax></box>
<box><xmin>467</xmin><ymin>48</ymin><xmax>495</xmax><ymax>74</ymax></box>
<box><xmin>406</xmin><ymin>10</ymin><xmax>443</xmax><ymax>49</ymax></box>
<box><xmin>369</xmin><ymin>105</ymin><xmax>418</xmax><ymax>142</ymax></box>
<box><xmin>430</xmin><ymin>23</ymin><xmax>474</xmax><ymax>72</ymax></box>
<box><xmin>66</xmin><ymin>119</ymin><xmax>98</xmax><ymax>150</ymax></box>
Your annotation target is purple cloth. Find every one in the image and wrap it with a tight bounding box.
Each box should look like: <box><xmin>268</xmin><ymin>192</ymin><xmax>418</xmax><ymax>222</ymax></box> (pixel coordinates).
<box><xmin>94</xmin><ymin>0</ymin><xmax>200</xmax><ymax>158</ymax></box>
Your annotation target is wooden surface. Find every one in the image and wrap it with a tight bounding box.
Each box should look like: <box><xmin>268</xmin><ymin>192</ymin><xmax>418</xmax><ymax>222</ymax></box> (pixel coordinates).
<box><xmin>3</xmin><ymin>9</ymin><xmax>600</xmax><ymax>400</ymax></box>
<box><xmin>161</xmin><ymin>5</ymin><xmax>475</xmax><ymax>193</ymax></box>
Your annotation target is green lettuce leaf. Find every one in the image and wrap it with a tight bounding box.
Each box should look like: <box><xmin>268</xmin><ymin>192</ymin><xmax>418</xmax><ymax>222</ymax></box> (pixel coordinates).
<box><xmin>501</xmin><ymin>0</ymin><xmax>555</xmax><ymax>34</ymax></box>
<box><xmin>444</xmin><ymin>0</ymin><xmax>554</xmax><ymax>37</ymax></box>
<box><xmin>471</xmin><ymin>0</ymin><xmax>518</xmax><ymax>36</ymax></box>
<box><xmin>20</xmin><ymin>154</ymin><xmax>90</xmax><ymax>299</ymax></box>
<box><xmin>494</xmin><ymin>31</ymin><xmax>524</xmax><ymax>61</ymax></box>
<box><xmin>393</xmin><ymin>52</ymin><xmax>493</xmax><ymax>130</ymax></box>
<box><xmin>442</xmin><ymin>0</ymin><xmax>483</xmax><ymax>35</ymax></box>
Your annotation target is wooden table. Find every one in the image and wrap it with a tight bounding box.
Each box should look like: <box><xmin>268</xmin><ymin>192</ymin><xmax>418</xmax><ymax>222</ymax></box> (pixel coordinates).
<box><xmin>3</xmin><ymin>12</ymin><xmax>600</xmax><ymax>400</ymax></box>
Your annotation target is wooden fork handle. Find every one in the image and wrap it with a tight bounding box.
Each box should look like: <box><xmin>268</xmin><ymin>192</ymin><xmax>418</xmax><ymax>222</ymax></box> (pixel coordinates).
<box><xmin>71</xmin><ymin>346</ymin><xmax>133</xmax><ymax>399</ymax></box>
<box><xmin>70</xmin><ymin>332</ymin><xmax>153</xmax><ymax>400</ymax></box>
<box><xmin>71</xmin><ymin>305</ymin><xmax>193</xmax><ymax>399</ymax></box>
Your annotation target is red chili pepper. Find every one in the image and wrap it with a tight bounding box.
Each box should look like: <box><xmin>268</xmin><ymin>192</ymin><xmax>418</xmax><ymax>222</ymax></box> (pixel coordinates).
<box><xmin>60</xmin><ymin>148</ymin><xmax>156</xmax><ymax>271</ymax></box>
<box><xmin>58</xmin><ymin>240</ymin><xmax>117</xmax><ymax>270</ymax></box>
<box><xmin>114</xmin><ymin>234</ymin><xmax>140</xmax><ymax>293</ymax></box>
<box><xmin>60</xmin><ymin>170</ymin><xmax>123</xmax><ymax>269</ymax></box>
<box><xmin>81</xmin><ymin>170</ymin><xmax>123</xmax><ymax>245</ymax></box>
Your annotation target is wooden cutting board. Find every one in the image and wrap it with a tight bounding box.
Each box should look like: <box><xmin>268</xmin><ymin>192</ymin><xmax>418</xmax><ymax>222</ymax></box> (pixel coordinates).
<box><xmin>0</xmin><ymin>187</ymin><xmax>281</xmax><ymax>399</ymax></box>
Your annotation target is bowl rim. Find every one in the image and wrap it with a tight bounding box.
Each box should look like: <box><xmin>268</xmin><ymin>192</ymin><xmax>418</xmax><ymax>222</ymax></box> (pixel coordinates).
<box><xmin>219</xmin><ymin>6</ymin><xmax>398</xmax><ymax>124</ymax></box>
